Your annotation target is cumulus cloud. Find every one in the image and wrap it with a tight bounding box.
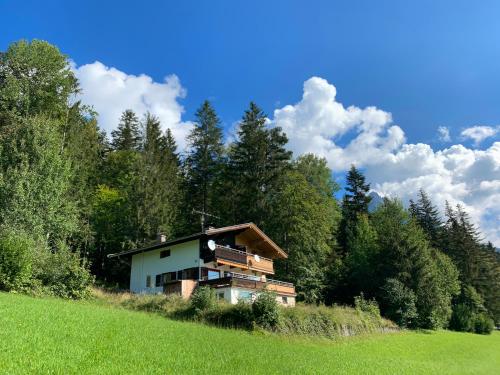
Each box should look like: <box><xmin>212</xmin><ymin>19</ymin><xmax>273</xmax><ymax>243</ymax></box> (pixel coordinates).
<box><xmin>274</xmin><ymin>77</ymin><xmax>405</xmax><ymax>171</ymax></box>
<box><xmin>73</xmin><ymin>61</ymin><xmax>193</xmax><ymax>150</ymax></box>
<box><xmin>461</xmin><ymin>125</ymin><xmax>499</xmax><ymax>146</ymax></box>
<box><xmin>438</xmin><ymin>126</ymin><xmax>451</xmax><ymax>142</ymax></box>
<box><xmin>272</xmin><ymin>77</ymin><xmax>500</xmax><ymax>246</ymax></box>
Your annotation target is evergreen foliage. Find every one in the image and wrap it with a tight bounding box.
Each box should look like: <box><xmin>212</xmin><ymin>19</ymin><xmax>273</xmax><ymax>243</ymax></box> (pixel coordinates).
<box><xmin>410</xmin><ymin>189</ymin><xmax>443</xmax><ymax>249</ymax></box>
<box><xmin>225</xmin><ymin>102</ymin><xmax>291</xmax><ymax>226</ymax></box>
<box><xmin>269</xmin><ymin>155</ymin><xmax>340</xmax><ymax>302</ymax></box>
<box><xmin>183</xmin><ymin>101</ymin><xmax>224</xmax><ymax>231</ymax></box>
<box><xmin>111</xmin><ymin>110</ymin><xmax>142</xmax><ymax>151</ymax></box>
<box><xmin>338</xmin><ymin>165</ymin><xmax>372</xmax><ymax>254</ymax></box>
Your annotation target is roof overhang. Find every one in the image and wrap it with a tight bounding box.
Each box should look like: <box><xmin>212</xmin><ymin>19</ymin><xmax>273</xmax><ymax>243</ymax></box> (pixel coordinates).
<box><xmin>206</xmin><ymin>223</ymin><xmax>287</xmax><ymax>259</ymax></box>
<box><xmin>107</xmin><ymin>232</ymin><xmax>202</xmax><ymax>259</ymax></box>
<box><xmin>107</xmin><ymin>222</ymin><xmax>287</xmax><ymax>259</ymax></box>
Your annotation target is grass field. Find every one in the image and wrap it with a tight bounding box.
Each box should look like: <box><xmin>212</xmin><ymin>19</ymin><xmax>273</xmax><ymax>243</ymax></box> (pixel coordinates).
<box><xmin>1</xmin><ymin>292</ymin><xmax>498</xmax><ymax>374</ymax></box>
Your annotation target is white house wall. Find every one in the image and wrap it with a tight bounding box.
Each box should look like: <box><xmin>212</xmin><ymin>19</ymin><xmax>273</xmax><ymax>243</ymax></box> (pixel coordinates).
<box><xmin>130</xmin><ymin>240</ymin><xmax>200</xmax><ymax>293</ymax></box>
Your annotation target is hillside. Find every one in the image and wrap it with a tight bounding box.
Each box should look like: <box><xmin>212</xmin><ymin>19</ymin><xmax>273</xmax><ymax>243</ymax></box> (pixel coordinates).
<box><xmin>0</xmin><ymin>293</ymin><xmax>498</xmax><ymax>374</ymax></box>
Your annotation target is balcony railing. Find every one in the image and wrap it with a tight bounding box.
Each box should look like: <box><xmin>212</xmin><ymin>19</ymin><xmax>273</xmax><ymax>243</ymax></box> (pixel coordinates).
<box><xmin>214</xmin><ymin>245</ymin><xmax>247</xmax><ymax>265</ymax></box>
<box><xmin>199</xmin><ymin>272</ymin><xmax>296</xmax><ymax>296</ymax></box>
<box><xmin>213</xmin><ymin>245</ymin><xmax>274</xmax><ymax>274</ymax></box>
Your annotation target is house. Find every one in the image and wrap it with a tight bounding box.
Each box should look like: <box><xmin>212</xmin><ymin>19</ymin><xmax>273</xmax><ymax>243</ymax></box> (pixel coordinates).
<box><xmin>108</xmin><ymin>223</ymin><xmax>296</xmax><ymax>306</ymax></box>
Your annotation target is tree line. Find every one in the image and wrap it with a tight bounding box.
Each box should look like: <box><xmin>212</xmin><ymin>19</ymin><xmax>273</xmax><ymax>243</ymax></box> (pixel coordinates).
<box><xmin>0</xmin><ymin>40</ymin><xmax>498</xmax><ymax>332</ymax></box>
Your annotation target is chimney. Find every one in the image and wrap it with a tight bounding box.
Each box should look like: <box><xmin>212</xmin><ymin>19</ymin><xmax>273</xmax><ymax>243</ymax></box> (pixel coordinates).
<box><xmin>157</xmin><ymin>233</ymin><xmax>167</xmax><ymax>243</ymax></box>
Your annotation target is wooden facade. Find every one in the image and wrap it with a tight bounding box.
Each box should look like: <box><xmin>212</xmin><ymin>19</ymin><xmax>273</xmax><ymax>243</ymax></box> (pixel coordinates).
<box><xmin>200</xmin><ymin>274</ymin><xmax>296</xmax><ymax>296</ymax></box>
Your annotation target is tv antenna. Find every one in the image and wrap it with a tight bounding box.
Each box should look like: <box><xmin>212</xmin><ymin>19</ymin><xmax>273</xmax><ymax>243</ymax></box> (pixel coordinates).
<box><xmin>192</xmin><ymin>209</ymin><xmax>220</xmax><ymax>232</ymax></box>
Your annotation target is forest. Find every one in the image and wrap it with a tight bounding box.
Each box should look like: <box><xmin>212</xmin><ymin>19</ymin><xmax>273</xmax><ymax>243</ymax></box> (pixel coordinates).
<box><xmin>0</xmin><ymin>39</ymin><xmax>498</xmax><ymax>333</ymax></box>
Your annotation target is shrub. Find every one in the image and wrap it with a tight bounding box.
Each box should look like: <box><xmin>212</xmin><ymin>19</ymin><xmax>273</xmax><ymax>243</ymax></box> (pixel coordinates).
<box><xmin>252</xmin><ymin>291</ymin><xmax>280</xmax><ymax>329</ymax></box>
<box><xmin>32</xmin><ymin>242</ymin><xmax>93</xmax><ymax>299</ymax></box>
<box><xmin>382</xmin><ymin>278</ymin><xmax>418</xmax><ymax>328</ymax></box>
<box><xmin>449</xmin><ymin>303</ymin><xmax>475</xmax><ymax>332</ymax></box>
<box><xmin>449</xmin><ymin>286</ymin><xmax>493</xmax><ymax>334</ymax></box>
<box><xmin>0</xmin><ymin>228</ymin><xmax>34</xmax><ymax>291</ymax></box>
<box><xmin>203</xmin><ymin>300</ymin><xmax>254</xmax><ymax>330</ymax></box>
<box><xmin>122</xmin><ymin>293</ymin><xmax>190</xmax><ymax>318</ymax></box>
<box><xmin>354</xmin><ymin>293</ymin><xmax>381</xmax><ymax>319</ymax></box>
<box><xmin>277</xmin><ymin>303</ymin><xmax>396</xmax><ymax>338</ymax></box>
<box><xmin>190</xmin><ymin>286</ymin><xmax>217</xmax><ymax>315</ymax></box>
<box><xmin>473</xmin><ymin>313</ymin><xmax>494</xmax><ymax>334</ymax></box>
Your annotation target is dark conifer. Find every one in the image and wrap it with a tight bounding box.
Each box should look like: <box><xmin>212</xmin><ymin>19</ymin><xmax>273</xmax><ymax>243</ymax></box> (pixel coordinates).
<box><xmin>111</xmin><ymin>110</ymin><xmax>141</xmax><ymax>151</ymax></box>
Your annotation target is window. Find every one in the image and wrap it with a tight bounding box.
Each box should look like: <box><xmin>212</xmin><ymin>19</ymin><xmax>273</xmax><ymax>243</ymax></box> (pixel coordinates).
<box><xmin>208</xmin><ymin>270</ymin><xmax>220</xmax><ymax>280</ymax></box>
<box><xmin>282</xmin><ymin>296</ymin><xmax>288</xmax><ymax>304</ymax></box>
<box><xmin>183</xmin><ymin>268</ymin><xmax>199</xmax><ymax>280</ymax></box>
<box><xmin>155</xmin><ymin>274</ymin><xmax>162</xmax><ymax>287</ymax></box>
<box><xmin>146</xmin><ymin>275</ymin><xmax>152</xmax><ymax>288</ymax></box>
<box><xmin>238</xmin><ymin>291</ymin><xmax>252</xmax><ymax>301</ymax></box>
<box><xmin>165</xmin><ymin>271</ymin><xmax>177</xmax><ymax>282</ymax></box>
<box><xmin>201</xmin><ymin>268</ymin><xmax>220</xmax><ymax>281</ymax></box>
<box><xmin>160</xmin><ymin>249</ymin><xmax>171</xmax><ymax>258</ymax></box>
<box><xmin>218</xmin><ymin>292</ymin><xmax>225</xmax><ymax>300</ymax></box>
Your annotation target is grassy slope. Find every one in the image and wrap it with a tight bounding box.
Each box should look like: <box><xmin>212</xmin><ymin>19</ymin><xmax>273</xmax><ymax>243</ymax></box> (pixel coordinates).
<box><xmin>1</xmin><ymin>293</ymin><xmax>498</xmax><ymax>374</ymax></box>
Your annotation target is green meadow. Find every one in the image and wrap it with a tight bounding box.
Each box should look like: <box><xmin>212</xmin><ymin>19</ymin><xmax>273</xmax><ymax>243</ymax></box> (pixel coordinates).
<box><xmin>0</xmin><ymin>292</ymin><xmax>498</xmax><ymax>374</ymax></box>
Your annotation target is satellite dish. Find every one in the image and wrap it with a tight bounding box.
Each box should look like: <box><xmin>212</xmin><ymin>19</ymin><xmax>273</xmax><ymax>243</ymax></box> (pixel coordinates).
<box><xmin>207</xmin><ymin>240</ymin><xmax>216</xmax><ymax>251</ymax></box>
<box><xmin>254</xmin><ymin>254</ymin><xmax>260</xmax><ymax>262</ymax></box>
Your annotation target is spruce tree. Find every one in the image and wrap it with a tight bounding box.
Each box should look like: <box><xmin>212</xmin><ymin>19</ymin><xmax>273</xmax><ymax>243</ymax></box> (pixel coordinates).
<box><xmin>137</xmin><ymin>114</ymin><xmax>181</xmax><ymax>241</ymax></box>
<box><xmin>338</xmin><ymin>165</ymin><xmax>372</xmax><ymax>252</ymax></box>
<box><xmin>111</xmin><ymin>110</ymin><xmax>141</xmax><ymax>151</ymax></box>
<box><xmin>411</xmin><ymin>189</ymin><xmax>443</xmax><ymax>249</ymax></box>
<box><xmin>183</xmin><ymin>100</ymin><xmax>224</xmax><ymax>231</ymax></box>
<box><xmin>226</xmin><ymin>102</ymin><xmax>291</xmax><ymax>227</ymax></box>
<box><xmin>443</xmin><ymin>203</ymin><xmax>500</xmax><ymax>324</ymax></box>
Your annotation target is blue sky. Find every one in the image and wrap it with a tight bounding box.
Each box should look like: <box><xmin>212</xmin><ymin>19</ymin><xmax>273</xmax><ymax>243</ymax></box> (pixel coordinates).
<box><xmin>1</xmin><ymin>1</ymin><xmax>499</xmax><ymax>244</ymax></box>
<box><xmin>2</xmin><ymin>0</ymin><xmax>500</xmax><ymax>146</ymax></box>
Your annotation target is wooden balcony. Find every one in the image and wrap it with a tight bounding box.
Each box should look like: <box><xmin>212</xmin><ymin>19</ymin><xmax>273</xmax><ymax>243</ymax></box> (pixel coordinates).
<box><xmin>214</xmin><ymin>245</ymin><xmax>248</xmax><ymax>267</ymax></box>
<box><xmin>199</xmin><ymin>273</ymin><xmax>296</xmax><ymax>296</ymax></box>
<box><xmin>266</xmin><ymin>279</ymin><xmax>296</xmax><ymax>296</ymax></box>
<box><xmin>213</xmin><ymin>245</ymin><xmax>274</xmax><ymax>274</ymax></box>
<box><xmin>247</xmin><ymin>254</ymin><xmax>274</xmax><ymax>274</ymax></box>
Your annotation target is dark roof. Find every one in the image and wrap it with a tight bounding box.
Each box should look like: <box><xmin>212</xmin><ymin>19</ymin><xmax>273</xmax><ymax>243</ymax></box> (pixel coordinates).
<box><xmin>107</xmin><ymin>222</ymin><xmax>287</xmax><ymax>259</ymax></box>
<box><xmin>107</xmin><ymin>232</ymin><xmax>203</xmax><ymax>258</ymax></box>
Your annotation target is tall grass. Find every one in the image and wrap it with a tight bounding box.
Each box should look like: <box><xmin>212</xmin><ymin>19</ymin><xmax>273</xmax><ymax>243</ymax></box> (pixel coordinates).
<box><xmin>92</xmin><ymin>288</ymin><xmax>397</xmax><ymax>338</ymax></box>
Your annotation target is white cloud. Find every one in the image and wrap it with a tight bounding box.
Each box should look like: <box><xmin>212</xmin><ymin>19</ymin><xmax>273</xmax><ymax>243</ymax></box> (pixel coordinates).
<box><xmin>438</xmin><ymin>126</ymin><xmax>451</xmax><ymax>142</ymax></box>
<box><xmin>461</xmin><ymin>125</ymin><xmax>499</xmax><ymax>146</ymax></box>
<box><xmin>272</xmin><ymin>77</ymin><xmax>500</xmax><ymax>246</ymax></box>
<box><xmin>274</xmin><ymin>77</ymin><xmax>405</xmax><ymax>171</ymax></box>
<box><xmin>73</xmin><ymin>61</ymin><xmax>193</xmax><ymax>150</ymax></box>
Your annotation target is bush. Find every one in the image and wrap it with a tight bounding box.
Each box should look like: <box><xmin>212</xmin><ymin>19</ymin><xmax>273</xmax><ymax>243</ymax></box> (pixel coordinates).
<box><xmin>382</xmin><ymin>278</ymin><xmax>418</xmax><ymax>328</ymax></box>
<box><xmin>473</xmin><ymin>313</ymin><xmax>494</xmax><ymax>334</ymax></box>
<box><xmin>121</xmin><ymin>292</ymin><xmax>190</xmax><ymax>317</ymax></box>
<box><xmin>449</xmin><ymin>286</ymin><xmax>493</xmax><ymax>334</ymax></box>
<box><xmin>354</xmin><ymin>293</ymin><xmax>381</xmax><ymax>319</ymax></box>
<box><xmin>252</xmin><ymin>291</ymin><xmax>280</xmax><ymax>329</ymax></box>
<box><xmin>277</xmin><ymin>303</ymin><xmax>396</xmax><ymax>338</ymax></box>
<box><xmin>32</xmin><ymin>242</ymin><xmax>93</xmax><ymax>299</ymax></box>
<box><xmin>203</xmin><ymin>300</ymin><xmax>254</xmax><ymax>330</ymax></box>
<box><xmin>190</xmin><ymin>286</ymin><xmax>217</xmax><ymax>315</ymax></box>
<box><xmin>0</xmin><ymin>228</ymin><xmax>34</xmax><ymax>291</ymax></box>
<box><xmin>449</xmin><ymin>303</ymin><xmax>475</xmax><ymax>332</ymax></box>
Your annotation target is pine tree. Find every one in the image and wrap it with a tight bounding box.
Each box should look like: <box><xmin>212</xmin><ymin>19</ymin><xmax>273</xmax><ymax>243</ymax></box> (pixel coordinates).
<box><xmin>225</xmin><ymin>102</ymin><xmax>291</xmax><ymax>227</ymax></box>
<box><xmin>183</xmin><ymin>100</ymin><xmax>224</xmax><ymax>231</ymax></box>
<box><xmin>443</xmin><ymin>203</ymin><xmax>481</xmax><ymax>286</ymax></box>
<box><xmin>111</xmin><ymin>110</ymin><xmax>141</xmax><ymax>151</ymax></box>
<box><xmin>137</xmin><ymin>114</ymin><xmax>181</xmax><ymax>241</ymax></box>
<box><xmin>411</xmin><ymin>189</ymin><xmax>443</xmax><ymax>249</ymax></box>
<box><xmin>372</xmin><ymin>199</ymin><xmax>460</xmax><ymax>329</ymax></box>
<box><xmin>345</xmin><ymin>214</ymin><xmax>379</xmax><ymax>297</ymax></box>
<box><xmin>338</xmin><ymin>165</ymin><xmax>372</xmax><ymax>252</ymax></box>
